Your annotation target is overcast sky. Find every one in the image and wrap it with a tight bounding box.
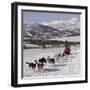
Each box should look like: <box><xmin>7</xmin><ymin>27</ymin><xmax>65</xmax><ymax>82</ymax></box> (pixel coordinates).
<box><xmin>22</xmin><ymin>11</ymin><xmax>80</xmax><ymax>23</ymax></box>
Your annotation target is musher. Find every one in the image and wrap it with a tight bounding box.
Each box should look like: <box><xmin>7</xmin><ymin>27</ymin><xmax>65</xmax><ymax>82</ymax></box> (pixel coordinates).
<box><xmin>62</xmin><ymin>40</ymin><xmax>71</xmax><ymax>56</ymax></box>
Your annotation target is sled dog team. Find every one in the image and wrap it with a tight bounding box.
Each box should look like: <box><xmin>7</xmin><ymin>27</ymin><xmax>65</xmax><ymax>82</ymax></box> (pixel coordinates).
<box><xmin>26</xmin><ymin>54</ymin><xmax>60</xmax><ymax>71</ymax></box>
<box><xmin>26</xmin><ymin>40</ymin><xmax>71</xmax><ymax>71</ymax></box>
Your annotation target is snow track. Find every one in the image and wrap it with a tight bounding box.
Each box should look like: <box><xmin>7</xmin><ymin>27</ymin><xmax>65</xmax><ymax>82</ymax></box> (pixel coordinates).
<box><xmin>23</xmin><ymin>45</ymin><xmax>80</xmax><ymax>78</ymax></box>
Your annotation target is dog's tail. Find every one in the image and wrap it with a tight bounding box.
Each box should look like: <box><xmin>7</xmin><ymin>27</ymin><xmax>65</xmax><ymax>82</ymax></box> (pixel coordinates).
<box><xmin>25</xmin><ymin>62</ymin><xmax>30</xmax><ymax>65</ymax></box>
<box><xmin>25</xmin><ymin>62</ymin><xmax>32</xmax><ymax>68</ymax></box>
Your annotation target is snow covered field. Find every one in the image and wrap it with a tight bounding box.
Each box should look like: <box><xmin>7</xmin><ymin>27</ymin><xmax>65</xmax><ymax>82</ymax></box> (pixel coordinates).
<box><xmin>49</xmin><ymin>36</ymin><xmax>80</xmax><ymax>42</ymax></box>
<box><xmin>23</xmin><ymin>45</ymin><xmax>81</xmax><ymax>79</ymax></box>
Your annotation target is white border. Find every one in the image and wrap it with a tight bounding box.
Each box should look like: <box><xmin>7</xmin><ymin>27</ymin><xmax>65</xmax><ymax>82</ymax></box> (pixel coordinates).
<box><xmin>18</xmin><ymin>5</ymin><xmax>86</xmax><ymax>84</ymax></box>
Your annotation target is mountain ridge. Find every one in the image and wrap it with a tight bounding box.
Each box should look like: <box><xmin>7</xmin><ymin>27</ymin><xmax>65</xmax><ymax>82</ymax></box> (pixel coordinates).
<box><xmin>23</xmin><ymin>21</ymin><xmax>80</xmax><ymax>40</ymax></box>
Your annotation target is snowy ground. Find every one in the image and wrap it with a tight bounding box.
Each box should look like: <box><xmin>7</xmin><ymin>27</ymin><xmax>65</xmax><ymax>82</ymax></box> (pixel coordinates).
<box><xmin>49</xmin><ymin>36</ymin><xmax>80</xmax><ymax>42</ymax></box>
<box><xmin>23</xmin><ymin>45</ymin><xmax>81</xmax><ymax>79</ymax></box>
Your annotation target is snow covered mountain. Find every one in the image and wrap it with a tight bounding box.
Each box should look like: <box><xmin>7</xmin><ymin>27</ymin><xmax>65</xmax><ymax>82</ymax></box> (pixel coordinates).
<box><xmin>43</xmin><ymin>18</ymin><xmax>80</xmax><ymax>31</ymax></box>
<box><xmin>23</xmin><ymin>23</ymin><xmax>65</xmax><ymax>40</ymax></box>
<box><xmin>23</xmin><ymin>19</ymin><xmax>80</xmax><ymax>40</ymax></box>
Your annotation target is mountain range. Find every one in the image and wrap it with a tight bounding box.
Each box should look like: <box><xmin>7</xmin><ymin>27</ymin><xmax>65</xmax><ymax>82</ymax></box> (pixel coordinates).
<box><xmin>23</xmin><ymin>19</ymin><xmax>80</xmax><ymax>40</ymax></box>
